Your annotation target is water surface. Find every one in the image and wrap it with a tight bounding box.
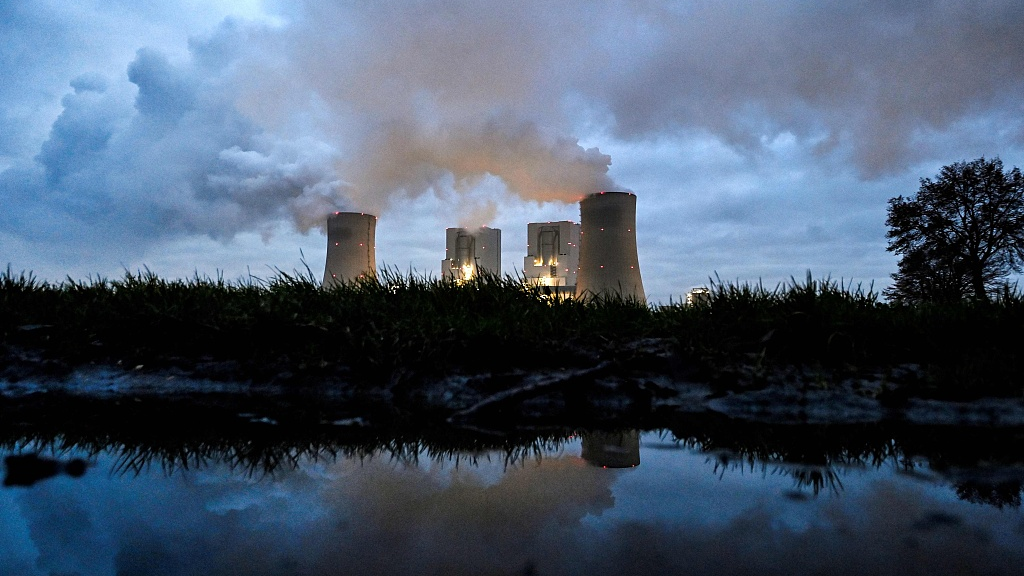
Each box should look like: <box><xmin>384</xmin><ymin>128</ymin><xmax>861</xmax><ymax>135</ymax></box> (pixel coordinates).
<box><xmin>2</xmin><ymin>431</ymin><xmax>1023</xmax><ymax>575</ymax></box>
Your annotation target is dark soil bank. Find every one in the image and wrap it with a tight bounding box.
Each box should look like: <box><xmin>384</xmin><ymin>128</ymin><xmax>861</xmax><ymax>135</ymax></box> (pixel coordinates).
<box><xmin>4</xmin><ymin>337</ymin><xmax>1024</xmax><ymax>432</ymax></box>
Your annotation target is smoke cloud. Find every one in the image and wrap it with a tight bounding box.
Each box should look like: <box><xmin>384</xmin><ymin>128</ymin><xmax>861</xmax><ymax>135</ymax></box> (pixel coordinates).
<box><xmin>346</xmin><ymin>117</ymin><xmax>614</xmax><ymax>213</ymax></box>
<box><xmin>1</xmin><ymin>0</ymin><xmax>1022</xmax><ymax>264</ymax></box>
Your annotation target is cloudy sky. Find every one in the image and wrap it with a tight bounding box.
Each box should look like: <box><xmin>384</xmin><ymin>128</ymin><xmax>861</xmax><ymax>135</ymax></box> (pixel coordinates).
<box><xmin>2</xmin><ymin>0</ymin><xmax>1023</xmax><ymax>302</ymax></box>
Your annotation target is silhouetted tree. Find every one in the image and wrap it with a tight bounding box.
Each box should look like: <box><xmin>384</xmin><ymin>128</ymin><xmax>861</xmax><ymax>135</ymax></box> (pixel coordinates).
<box><xmin>885</xmin><ymin>157</ymin><xmax>1024</xmax><ymax>302</ymax></box>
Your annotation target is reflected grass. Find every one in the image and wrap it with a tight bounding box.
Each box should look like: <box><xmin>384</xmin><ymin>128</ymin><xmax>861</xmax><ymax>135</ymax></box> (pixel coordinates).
<box><xmin>3</xmin><ymin>420</ymin><xmax>1022</xmax><ymax>507</ymax></box>
<box><xmin>1</xmin><ymin>424</ymin><xmax>578</xmax><ymax>481</ymax></box>
<box><xmin>661</xmin><ymin>413</ymin><xmax>1024</xmax><ymax>506</ymax></box>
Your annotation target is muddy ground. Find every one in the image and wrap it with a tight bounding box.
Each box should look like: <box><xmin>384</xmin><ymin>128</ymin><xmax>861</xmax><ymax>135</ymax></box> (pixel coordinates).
<box><xmin>3</xmin><ymin>336</ymin><xmax>1023</xmax><ymax>434</ymax></box>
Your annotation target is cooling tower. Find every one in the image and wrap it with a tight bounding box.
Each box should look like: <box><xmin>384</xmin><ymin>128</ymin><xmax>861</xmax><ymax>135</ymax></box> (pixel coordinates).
<box><xmin>442</xmin><ymin>227</ymin><xmax>501</xmax><ymax>282</ymax></box>
<box><xmin>574</xmin><ymin>191</ymin><xmax>645</xmax><ymax>302</ymax></box>
<box><xmin>322</xmin><ymin>212</ymin><xmax>376</xmax><ymax>288</ymax></box>
<box><xmin>523</xmin><ymin>221</ymin><xmax>580</xmax><ymax>294</ymax></box>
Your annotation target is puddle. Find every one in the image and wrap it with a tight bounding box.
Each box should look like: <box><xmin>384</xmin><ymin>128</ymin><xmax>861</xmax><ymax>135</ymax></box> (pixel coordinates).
<box><xmin>2</xmin><ymin>431</ymin><xmax>1022</xmax><ymax>575</ymax></box>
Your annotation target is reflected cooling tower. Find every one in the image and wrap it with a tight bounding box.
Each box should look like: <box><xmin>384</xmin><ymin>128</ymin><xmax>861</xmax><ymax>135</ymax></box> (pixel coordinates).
<box><xmin>581</xmin><ymin>430</ymin><xmax>641</xmax><ymax>468</ymax></box>
<box><xmin>322</xmin><ymin>212</ymin><xmax>376</xmax><ymax>288</ymax></box>
<box><xmin>574</xmin><ymin>191</ymin><xmax>645</xmax><ymax>302</ymax></box>
<box><xmin>523</xmin><ymin>221</ymin><xmax>580</xmax><ymax>294</ymax></box>
<box><xmin>442</xmin><ymin>227</ymin><xmax>501</xmax><ymax>282</ymax></box>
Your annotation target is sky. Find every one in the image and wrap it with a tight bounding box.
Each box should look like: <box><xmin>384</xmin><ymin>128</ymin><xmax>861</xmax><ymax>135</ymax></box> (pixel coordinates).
<box><xmin>2</xmin><ymin>0</ymin><xmax>1023</xmax><ymax>303</ymax></box>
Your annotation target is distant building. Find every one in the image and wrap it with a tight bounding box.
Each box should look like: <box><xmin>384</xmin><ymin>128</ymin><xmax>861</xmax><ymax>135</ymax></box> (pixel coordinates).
<box><xmin>686</xmin><ymin>287</ymin><xmax>711</xmax><ymax>306</ymax></box>
<box><xmin>442</xmin><ymin>227</ymin><xmax>501</xmax><ymax>282</ymax></box>
<box><xmin>522</xmin><ymin>221</ymin><xmax>580</xmax><ymax>295</ymax></box>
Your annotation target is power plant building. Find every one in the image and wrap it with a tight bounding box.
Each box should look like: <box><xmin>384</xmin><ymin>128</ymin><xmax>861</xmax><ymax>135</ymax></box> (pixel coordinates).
<box><xmin>523</xmin><ymin>221</ymin><xmax>580</xmax><ymax>293</ymax></box>
<box><xmin>322</xmin><ymin>212</ymin><xmax>377</xmax><ymax>288</ymax></box>
<box><xmin>686</xmin><ymin>287</ymin><xmax>711</xmax><ymax>306</ymax></box>
<box><xmin>574</xmin><ymin>191</ymin><xmax>645</xmax><ymax>302</ymax></box>
<box><xmin>442</xmin><ymin>227</ymin><xmax>501</xmax><ymax>282</ymax></box>
<box><xmin>321</xmin><ymin>190</ymin><xmax>646</xmax><ymax>298</ymax></box>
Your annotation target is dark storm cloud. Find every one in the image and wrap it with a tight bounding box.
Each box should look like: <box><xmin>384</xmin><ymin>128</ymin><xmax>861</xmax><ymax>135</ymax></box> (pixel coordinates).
<box><xmin>591</xmin><ymin>0</ymin><xmax>1024</xmax><ymax>176</ymax></box>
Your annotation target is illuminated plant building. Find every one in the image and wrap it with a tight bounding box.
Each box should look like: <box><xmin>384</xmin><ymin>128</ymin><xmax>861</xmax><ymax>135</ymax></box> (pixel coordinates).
<box><xmin>442</xmin><ymin>226</ymin><xmax>501</xmax><ymax>282</ymax></box>
<box><xmin>523</xmin><ymin>221</ymin><xmax>580</xmax><ymax>294</ymax></box>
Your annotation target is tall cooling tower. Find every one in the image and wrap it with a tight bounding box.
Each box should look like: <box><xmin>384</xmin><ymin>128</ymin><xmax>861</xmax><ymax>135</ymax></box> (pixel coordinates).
<box><xmin>574</xmin><ymin>191</ymin><xmax>645</xmax><ymax>301</ymax></box>
<box><xmin>442</xmin><ymin>227</ymin><xmax>501</xmax><ymax>282</ymax></box>
<box><xmin>322</xmin><ymin>212</ymin><xmax>376</xmax><ymax>288</ymax></box>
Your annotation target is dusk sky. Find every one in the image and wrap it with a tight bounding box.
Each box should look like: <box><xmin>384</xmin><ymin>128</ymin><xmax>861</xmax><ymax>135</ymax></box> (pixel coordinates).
<box><xmin>2</xmin><ymin>0</ymin><xmax>1023</xmax><ymax>302</ymax></box>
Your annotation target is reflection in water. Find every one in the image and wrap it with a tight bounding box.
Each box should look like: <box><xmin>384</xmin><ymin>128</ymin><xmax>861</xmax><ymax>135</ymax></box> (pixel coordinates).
<box><xmin>581</xmin><ymin>430</ymin><xmax>640</xmax><ymax>468</ymax></box>
<box><xmin>1</xmin><ymin>432</ymin><xmax>1022</xmax><ymax>575</ymax></box>
<box><xmin>704</xmin><ymin>451</ymin><xmax>847</xmax><ymax>496</ymax></box>
<box><xmin>955</xmin><ymin>479</ymin><xmax>1023</xmax><ymax>509</ymax></box>
<box><xmin>3</xmin><ymin>421</ymin><xmax>1023</xmax><ymax>508</ymax></box>
<box><xmin>3</xmin><ymin>454</ymin><xmax>87</xmax><ymax>487</ymax></box>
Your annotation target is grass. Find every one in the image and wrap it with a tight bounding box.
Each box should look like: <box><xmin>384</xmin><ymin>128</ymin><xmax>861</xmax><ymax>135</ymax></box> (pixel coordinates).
<box><xmin>0</xmin><ymin>266</ymin><xmax>652</xmax><ymax>384</ymax></box>
<box><xmin>661</xmin><ymin>272</ymin><xmax>1024</xmax><ymax>398</ymax></box>
<box><xmin>2</xmin><ymin>267</ymin><xmax>1024</xmax><ymax>399</ymax></box>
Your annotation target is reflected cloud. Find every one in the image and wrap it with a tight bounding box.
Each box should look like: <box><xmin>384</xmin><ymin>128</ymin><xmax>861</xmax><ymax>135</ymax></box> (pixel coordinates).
<box><xmin>1</xmin><ymin>439</ymin><xmax>1022</xmax><ymax>576</ymax></box>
